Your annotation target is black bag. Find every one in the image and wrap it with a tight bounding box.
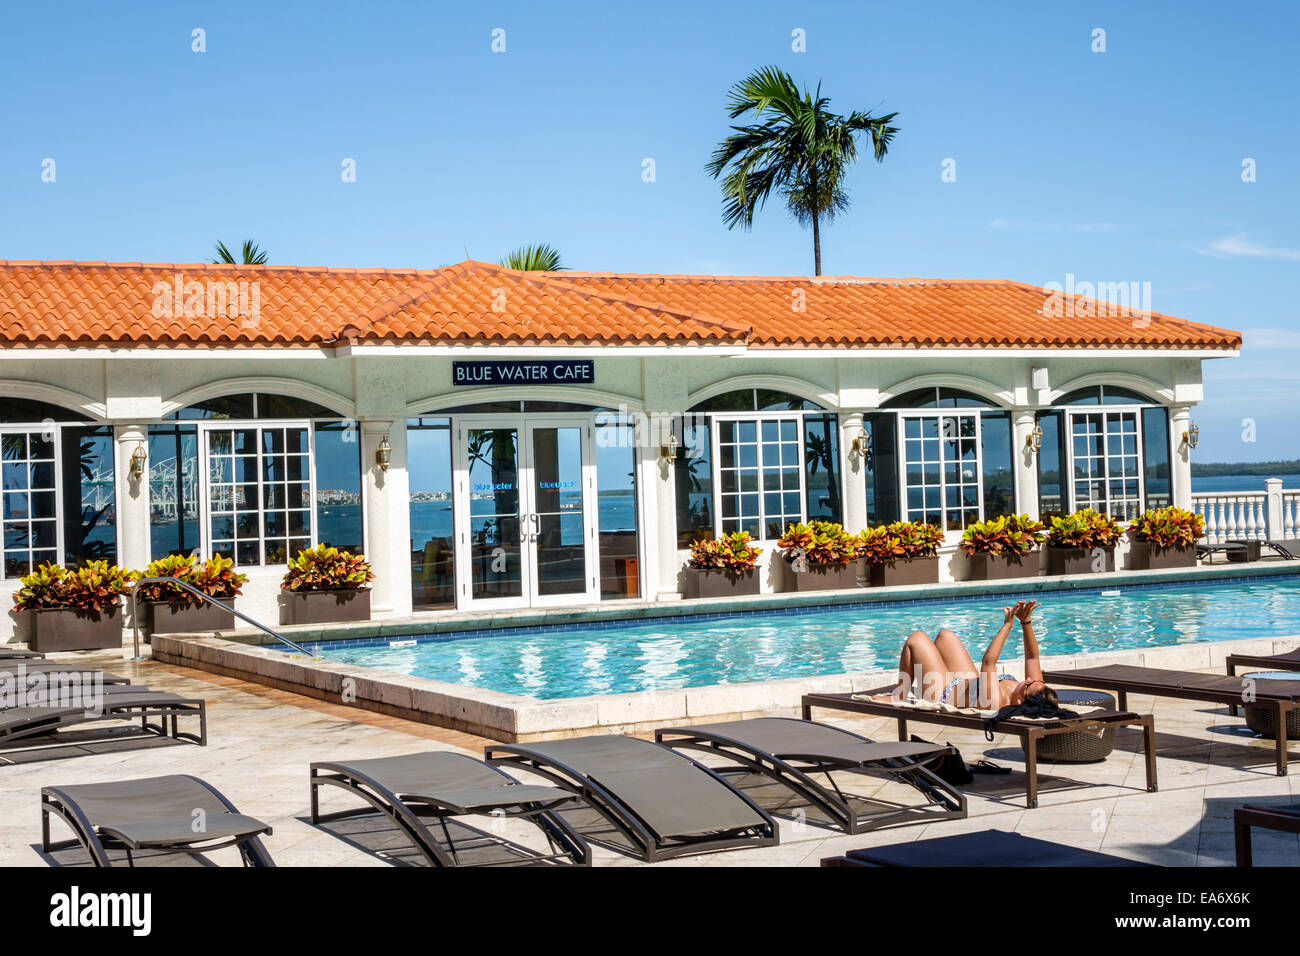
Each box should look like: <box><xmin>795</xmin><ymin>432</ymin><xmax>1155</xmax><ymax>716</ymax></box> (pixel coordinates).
<box><xmin>911</xmin><ymin>734</ymin><xmax>973</xmax><ymax>786</ymax></box>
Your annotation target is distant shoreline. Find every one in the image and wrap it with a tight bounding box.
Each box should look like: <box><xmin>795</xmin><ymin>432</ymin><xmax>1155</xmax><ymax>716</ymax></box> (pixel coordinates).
<box><xmin>1190</xmin><ymin>460</ymin><xmax>1300</xmax><ymax>477</ymax></box>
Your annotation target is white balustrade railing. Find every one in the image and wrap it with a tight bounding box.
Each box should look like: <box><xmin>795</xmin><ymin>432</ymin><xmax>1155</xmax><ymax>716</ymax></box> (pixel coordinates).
<box><xmin>1191</xmin><ymin>478</ymin><xmax>1299</xmax><ymax>543</ymax></box>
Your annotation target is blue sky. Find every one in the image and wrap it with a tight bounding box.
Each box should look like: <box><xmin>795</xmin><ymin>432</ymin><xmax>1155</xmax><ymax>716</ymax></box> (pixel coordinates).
<box><xmin>1</xmin><ymin>1</ymin><xmax>1296</xmax><ymax>462</ymax></box>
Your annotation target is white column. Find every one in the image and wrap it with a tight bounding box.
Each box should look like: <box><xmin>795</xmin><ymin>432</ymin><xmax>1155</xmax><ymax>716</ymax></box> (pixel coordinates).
<box><xmin>1265</xmin><ymin>477</ymin><xmax>1284</xmax><ymax>539</ymax></box>
<box><xmin>642</xmin><ymin>359</ymin><xmax>688</xmax><ymax>600</ymax></box>
<box><xmin>361</xmin><ymin>419</ymin><xmax>413</xmax><ymax>616</ymax></box>
<box><xmin>113</xmin><ymin>424</ymin><xmax>151</xmax><ymax>571</ymax></box>
<box><xmin>1170</xmin><ymin>404</ymin><xmax>1193</xmax><ymax>509</ymax></box>
<box><xmin>839</xmin><ymin>411</ymin><xmax>867</xmax><ymax>533</ymax></box>
<box><xmin>1012</xmin><ymin>410</ymin><xmax>1040</xmax><ymax>518</ymax></box>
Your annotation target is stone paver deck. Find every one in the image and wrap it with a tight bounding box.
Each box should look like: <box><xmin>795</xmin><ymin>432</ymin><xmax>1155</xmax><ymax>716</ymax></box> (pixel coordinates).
<box><xmin>3</xmin><ymin>650</ymin><xmax>1298</xmax><ymax>867</ymax></box>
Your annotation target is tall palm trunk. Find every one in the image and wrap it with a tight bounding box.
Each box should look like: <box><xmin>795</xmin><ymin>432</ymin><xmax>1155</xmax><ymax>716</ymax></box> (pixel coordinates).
<box><xmin>809</xmin><ymin>166</ymin><xmax>822</xmax><ymax>275</ymax></box>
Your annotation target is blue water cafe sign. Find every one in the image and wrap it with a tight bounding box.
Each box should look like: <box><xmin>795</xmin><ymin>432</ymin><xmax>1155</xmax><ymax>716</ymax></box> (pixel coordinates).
<box><xmin>453</xmin><ymin>360</ymin><xmax>594</xmax><ymax>387</ymax></box>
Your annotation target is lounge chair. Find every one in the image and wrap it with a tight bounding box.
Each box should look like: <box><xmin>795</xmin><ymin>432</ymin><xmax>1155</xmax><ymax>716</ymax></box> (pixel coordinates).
<box><xmin>821</xmin><ymin>829</ymin><xmax>1156</xmax><ymax>867</ymax></box>
<box><xmin>42</xmin><ymin>774</ymin><xmax>272</xmax><ymax>866</ymax></box>
<box><xmin>0</xmin><ymin>661</ymin><xmax>131</xmax><ymax>685</ymax></box>
<box><xmin>1225</xmin><ymin>646</ymin><xmax>1300</xmax><ymax>678</ymax></box>
<box><xmin>654</xmin><ymin>716</ymin><xmax>966</xmax><ymax>833</ymax></box>
<box><xmin>486</xmin><ymin>735</ymin><xmax>779</xmax><ymax>861</ymax></box>
<box><xmin>802</xmin><ymin>688</ymin><xmax>1157</xmax><ymax>808</ymax></box>
<box><xmin>309</xmin><ymin>751</ymin><xmax>590</xmax><ymax>866</ymax></box>
<box><xmin>1</xmin><ymin>688</ymin><xmax>207</xmax><ymax>759</ymax></box>
<box><xmin>0</xmin><ymin>647</ymin><xmax>43</xmax><ymax>660</ymax></box>
<box><xmin>1043</xmin><ymin>664</ymin><xmax>1300</xmax><ymax>774</ymax></box>
<box><xmin>1234</xmin><ymin>803</ymin><xmax>1300</xmax><ymax>866</ymax></box>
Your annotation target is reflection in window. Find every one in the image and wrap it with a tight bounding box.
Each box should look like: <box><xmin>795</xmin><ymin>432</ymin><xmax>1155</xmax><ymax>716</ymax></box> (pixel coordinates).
<box><xmin>595</xmin><ymin>419</ymin><xmax>639</xmax><ymax>599</ymax></box>
<box><xmin>674</xmin><ymin>419</ymin><xmax>712</xmax><ymax>546</ymax></box>
<box><xmin>408</xmin><ymin>417</ymin><xmax>455</xmax><ymax>609</ymax></box>
<box><xmin>149</xmin><ymin>423</ymin><xmax>199</xmax><ymax>559</ymax></box>
<box><xmin>1141</xmin><ymin>407</ymin><xmax>1171</xmax><ymax>508</ymax></box>
<box><xmin>62</xmin><ymin>426</ymin><xmax>117</xmax><ymax>565</ymax></box>
<box><xmin>1035</xmin><ymin>410</ymin><xmax>1066</xmax><ymax>519</ymax></box>
<box><xmin>1070</xmin><ymin>411</ymin><xmax>1142</xmax><ymax>519</ymax></box>
<box><xmin>803</xmin><ymin>414</ymin><xmax>842</xmax><ymax>522</ymax></box>
<box><xmin>313</xmin><ymin>422</ymin><xmax>362</xmax><ymax>553</ymax></box>
<box><xmin>979</xmin><ymin>411</ymin><xmax>1015</xmax><ymax>519</ymax></box>
<box><xmin>718</xmin><ymin>418</ymin><xmax>802</xmax><ymax>539</ymax></box>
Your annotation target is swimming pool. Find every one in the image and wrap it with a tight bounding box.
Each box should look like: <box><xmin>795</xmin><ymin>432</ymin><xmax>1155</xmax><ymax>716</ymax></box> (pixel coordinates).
<box><xmin>312</xmin><ymin>576</ymin><xmax>1300</xmax><ymax>700</ymax></box>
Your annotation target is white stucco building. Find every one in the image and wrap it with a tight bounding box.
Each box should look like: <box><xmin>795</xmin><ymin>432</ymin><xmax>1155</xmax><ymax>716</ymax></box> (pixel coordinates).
<box><xmin>0</xmin><ymin>259</ymin><xmax>1241</xmax><ymax>642</ymax></box>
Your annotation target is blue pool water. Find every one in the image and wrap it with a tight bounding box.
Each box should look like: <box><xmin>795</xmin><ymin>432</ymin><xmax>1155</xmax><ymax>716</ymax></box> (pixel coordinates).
<box><xmin>312</xmin><ymin>576</ymin><xmax>1300</xmax><ymax>700</ymax></box>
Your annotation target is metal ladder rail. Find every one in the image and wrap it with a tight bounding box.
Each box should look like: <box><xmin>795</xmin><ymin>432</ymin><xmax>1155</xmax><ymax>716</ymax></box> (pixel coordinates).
<box><xmin>130</xmin><ymin>576</ymin><xmax>318</xmax><ymax>661</ymax></box>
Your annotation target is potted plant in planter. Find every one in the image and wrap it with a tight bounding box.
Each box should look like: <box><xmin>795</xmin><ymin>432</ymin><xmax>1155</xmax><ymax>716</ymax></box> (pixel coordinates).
<box><xmin>960</xmin><ymin>514</ymin><xmax>1046</xmax><ymax>580</ymax></box>
<box><xmin>1045</xmin><ymin>508</ymin><xmax>1124</xmax><ymax>575</ymax></box>
<box><xmin>776</xmin><ymin>521</ymin><xmax>862</xmax><ymax>591</ymax></box>
<box><xmin>862</xmin><ymin>521</ymin><xmax>944</xmax><ymax>587</ymax></box>
<box><xmin>682</xmin><ymin>531</ymin><xmax>763</xmax><ymax>598</ymax></box>
<box><xmin>136</xmin><ymin>554</ymin><xmax>247</xmax><ymax>635</ymax></box>
<box><xmin>1127</xmin><ymin>506</ymin><xmax>1204</xmax><ymax>570</ymax></box>
<box><xmin>281</xmin><ymin>546</ymin><xmax>375</xmax><ymax>624</ymax></box>
<box><xmin>12</xmin><ymin>561</ymin><xmax>136</xmax><ymax>652</ymax></box>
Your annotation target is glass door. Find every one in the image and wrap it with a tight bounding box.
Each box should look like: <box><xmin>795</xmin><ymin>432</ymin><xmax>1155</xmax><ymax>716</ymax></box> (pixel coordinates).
<box><xmin>527</xmin><ymin>422</ymin><xmax>596</xmax><ymax>606</ymax></box>
<box><xmin>454</xmin><ymin>416</ymin><xmax>597</xmax><ymax>610</ymax></box>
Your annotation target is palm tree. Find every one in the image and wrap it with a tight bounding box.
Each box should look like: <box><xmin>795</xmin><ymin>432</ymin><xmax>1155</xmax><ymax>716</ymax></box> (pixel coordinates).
<box><xmin>499</xmin><ymin>243</ymin><xmax>565</xmax><ymax>271</ymax></box>
<box><xmin>706</xmin><ymin>66</ymin><xmax>898</xmax><ymax>275</ymax></box>
<box><xmin>210</xmin><ymin>240</ymin><xmax>269</xmax><ymax>265</ymax></box>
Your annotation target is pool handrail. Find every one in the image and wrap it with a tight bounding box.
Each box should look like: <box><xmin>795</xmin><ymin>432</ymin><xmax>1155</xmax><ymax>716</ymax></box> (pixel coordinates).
<box><xmin>130</xmin><ymin>576</ymin><xmax>317</xmax><ymax>661</ymax></box>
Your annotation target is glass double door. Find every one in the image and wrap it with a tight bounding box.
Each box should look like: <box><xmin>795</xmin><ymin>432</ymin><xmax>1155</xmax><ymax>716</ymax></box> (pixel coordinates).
<box><xmin>454</xmin><ymin>417</ymin><xmax>597</xmax><ymax>609</ymax></box>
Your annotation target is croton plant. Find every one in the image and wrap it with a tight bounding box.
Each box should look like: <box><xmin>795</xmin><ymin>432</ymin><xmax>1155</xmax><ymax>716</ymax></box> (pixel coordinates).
<box><xmin>1128</xmin><ymin>506</ymin><xmax>1205</xmax><ymax>549</ymax></box>
<box><xmin>135</xmin><ymin>554</ymin><xmax>248</xmax><ymax>604</ymax></box>
<box><xmin>959</xmin><ymin>514</ymin><xmax>1046</xmax><ymax>557</ymax></box>
<box><xmin>858</xmin><ymin>521</ymin><xmax>945</xmax><ymax>565</ymax></box>
<box><xmin>776</xmin><ymin>521</ymin><xmax>861</xmax><ymax>565</ymax></box>
<box><xmin>687</xmin><ymin>531</ymin><xmax>763</xmax><ymax>573</ymax></box>
<box><xmin>12</xmin><ymin>561</ymin><xmax>137</xmax><ymax>614</ymax></box>
<box><xmin>1045</xmin><ymin>508</ymin><xmax>1125</xmax><ymax>551</ymax></box>
<box><xmin>282</xmin><ymin>546</ymin><xmax>375</xmax><ymax>592</ymax></box>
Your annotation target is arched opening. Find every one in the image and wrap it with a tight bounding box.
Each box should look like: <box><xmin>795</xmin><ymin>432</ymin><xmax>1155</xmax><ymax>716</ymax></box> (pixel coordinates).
<box><xmin>0</xmin><ymin>399</ymin><xmax>114</xmax><ymax>577</ymax></box>
<box><xmin>677</xmin><ymin>388</ymin><xmax>840</xmax><ymax>543</ymax></box>
<box><xmin>147</xmin><ymin>393</ymin><xmax>362</xmax><ymax>566</ymax></box>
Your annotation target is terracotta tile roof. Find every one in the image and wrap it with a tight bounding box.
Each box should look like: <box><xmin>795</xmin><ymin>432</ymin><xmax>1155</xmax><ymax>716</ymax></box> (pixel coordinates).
<box><xmin>0</xmin><ymin>259</ymin><xmax>1240</xmax><ymax>350</ymax></box>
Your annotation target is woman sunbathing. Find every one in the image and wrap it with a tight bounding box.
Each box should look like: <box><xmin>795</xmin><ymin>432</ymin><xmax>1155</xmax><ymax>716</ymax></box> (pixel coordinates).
<box><xmin>894</xmin><ymin>600</ymin><xmax>1058</xmax><ymax>710</ymax></box>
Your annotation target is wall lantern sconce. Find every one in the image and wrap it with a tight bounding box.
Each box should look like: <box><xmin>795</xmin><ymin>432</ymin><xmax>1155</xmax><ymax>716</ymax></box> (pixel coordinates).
<box><xmin>1183</xmin><ymin>422</ymin><xmax>1199</xmax><ymax>449</ymax></box>
<box><xmin>129</xmin><ymin>443</ymin><xmax>148</xmax><ymax>479</ymax></box>
<box><xmin>376</xmin><ymin>435</ymin><xmax>392</xmax><ymax>472</ymax></box>
<box><xmin>1026</xmin><ymin>423</ymin><xmax>1043</xmax><ymax>454</ymax></box>
<box><xmin>851</xmin><ymin>427</ymin><xmax>871</xmax><ymax>458</ymax></box>
<box><xmin>660</xmin><ymin>432</ymin><xmax>679</xmax><ymax>463</ymax></box>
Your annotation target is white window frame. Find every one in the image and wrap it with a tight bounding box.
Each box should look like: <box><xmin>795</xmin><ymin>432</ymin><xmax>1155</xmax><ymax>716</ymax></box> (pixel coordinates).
<box><xmin>895</xmin><ymin>411</ymin><xmax>985</xmax><ymax>532</ymax></box>
<box><xmin>709</xmin><ymin>412</ymin><xmax>807</xmax><ymax>541</ymax></box>
<box><xmin>196</xmin><ymin>419</ymin><xmax>318</xmax><ymax>567</ymax></box>
<box><xmin>1065</xmin><ymin>406</ymin><xmax>1145</xmax><ymax>520</ymax></box>
<box><xmin>0</xmin><ymin>426</ymin><xmax>65</xmax><ymax>579</ymax></box>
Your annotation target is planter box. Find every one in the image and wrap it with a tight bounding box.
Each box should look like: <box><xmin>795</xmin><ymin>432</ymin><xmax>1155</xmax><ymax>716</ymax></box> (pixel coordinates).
<box><xmin>782</xmin><ymin>561</ymin><xmax>860</xmax><ymax>592</ymax></box>
<box><xmin>28</xmin><ymin>604</ymin><xmax>123</xmax><ymax>652</ymax></box>
<box><xmin>146</xmin><ymin>600</ymin><xmax>236</xmax><ymax>636</ymax></box>
<box><xmin>966</xmin><ymin>550</ymin><xmax>1042</xmax><ymax>581</ymax></box>
<box><xmin>682</xmin><ymin>567</ymin><xmax>761</xmax><ymax>599</ymax></box>
<box><xmin>868</xmin><ymin>555</ymin><xmax>940</xmax><ymax>588</ymax></box>
<box><xmin>1127</xmin><ymin>541</ymin><xmax>1198</xmax><ymax>571</ymax></box>
<box><xmin>1045</xmin><ymin>546</ymin><xmax>1115</xmax><ymax>576</ymax></box>
<box><xmin>282</xmin><ymin>588</ymin><xmax>371</xmax><ymax>625</ymax></box>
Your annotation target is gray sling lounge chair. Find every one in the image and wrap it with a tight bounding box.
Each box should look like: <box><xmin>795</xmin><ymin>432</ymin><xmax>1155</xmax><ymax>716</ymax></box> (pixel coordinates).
<box><xmin>0</xmin><ymin>647</ymin><xmax>43</xmax><ymax>660</ymax></box>
<box><xmin>821</xmin><ymin>829</ymin><xmax>1156</xmax><ymax>867</ymax></box>
<box><xmin>1</xmin><ymin>689</ymin><xmax>207</xmax><ymax>759</ymax></box>
<box><xmin>42</xmin><ymin>774</ymin><xmax>272</xmax><ymax>867</ymax></box>
<box><xmin>486</xmin><ymin>734</ymin><xmax>779</xmax><ymax>862</ymax></box>
<box><xmin>655</xmin><ymin>717</ymin><xmax>966</xmax><ymax>833</ymax></box>
<box><xmin>0</xmin><ymin>661</ymin><xmax>131</xmax><ymax>685</ymax></box>
<box><xmin>310</xmin><ymin>751</ymin><xmax>591</xmax><ymax>866</ymax></box>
